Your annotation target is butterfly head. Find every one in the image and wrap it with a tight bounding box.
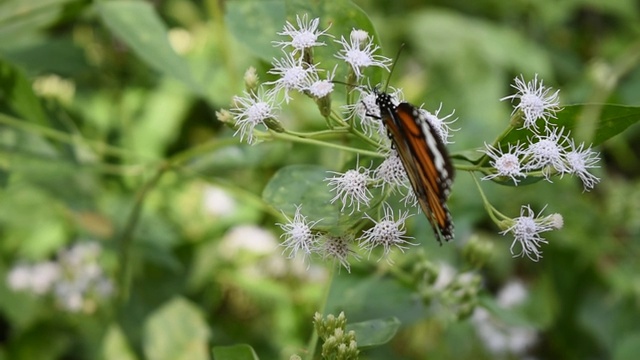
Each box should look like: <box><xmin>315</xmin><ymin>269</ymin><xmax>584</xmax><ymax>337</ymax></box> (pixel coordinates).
<box><xmin>373</xmin><ymin>87</ymin><xmax>395</xmax><ymax>111</ymax></box>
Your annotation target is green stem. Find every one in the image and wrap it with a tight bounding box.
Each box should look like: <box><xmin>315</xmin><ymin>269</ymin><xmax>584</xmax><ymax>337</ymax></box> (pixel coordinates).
<box><xmin>0</xmin><ymin>146</ymin><xmax>147</xmax><ymax>176</ymax></box>
<box><xmin>306</xmin><ymin>267</ymin><xmax>335</xmax><ymax>360</ymax></box>
<box><xmin>454</xmin><ymin>164</ymin><xmax>483</xmax><ymax>172</ymax></box>
<box><xmin>285</xmin><ymin>128</ymin><xmax>351</xmax><ymax>138</ymax></box>
<box><xmin>470</xmin><ymin>173</ymin><xmax>508</xmax><ymax>224</ymax></box>
<box><xmin>166</xmin><ymin>137</ymin><xmax>239</xmax><ymax>168</ymax></box>
<box><xmin>117</xmin><ymin>163</ymin><xmax>169</xmax><ymax>303</ymax></box>
<box><xmin>476</xmin><ymin>121</ymin><xmax>518</xmax><ymax>167</ymax></box>
<box><xmin>0</xmin><ymin>113</ymin><xmax>144</xmax><ymax>162</ymax></box>
<box><xmin>266</xmin><ymin>131</ymin><xmax>383</xmax><ymax>158</ymax></box>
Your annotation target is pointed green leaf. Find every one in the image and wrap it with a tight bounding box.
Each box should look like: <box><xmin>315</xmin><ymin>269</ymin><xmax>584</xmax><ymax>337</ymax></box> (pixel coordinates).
<box><xmin>212</xmin><ymin>344</ymin><xmax>260</xmax><ymax>360</ymax></box>
<box><xmin>0</xmin><ymin>58</ymin><xmax>48</xmax><ymax>125</ymax></box>
<box><xmin>346</xmin><ymin>317</ymin><xmax>400</xmax><ymax>348</ymax></box>
<box><xmin>262</xmin><ymin>164</ymin><xmax>362</xmax><ymax>230</ymax></box>
<box><xmin>262</xmin><ymin>164</ymin><xmax>337</xmax><ymax>224</ymax></box>
<box><xmin>613</xmin><ymin>332</ymin><xmax>640</xmax><ymax>360</ymax></box>
<box><xmin>499</xmin><ymin>104</ymin><xmax>640</xmax><ymax>147</ymax></box>
<box><xmin>102</xmin><ymin>324</ymin><xmax>138</xmax><ymax>360</ymax></box>
<box><xmin>96</xmin><ymin>1</ymin><xmax>204</xmax><ymax>95</ymax></box>
<box><xmin>143</xmin><ymin>297</ymin><xmax>210</xmax><ymax>360</ymax></box>
<box><xmin>0</xmin><ymin>0</ymin><xmax>75</xmax><ymax>41</ymax></box>
<box><xmin>560</xmin><ymin>104</ymin><xmax>640</xmax><ymax>146</ymax></box>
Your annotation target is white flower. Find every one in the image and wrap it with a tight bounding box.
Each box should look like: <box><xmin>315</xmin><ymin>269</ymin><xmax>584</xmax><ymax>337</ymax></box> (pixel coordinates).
<box><xmin>334</xmin><ymin>29</ymin><xmax>391</xmax><ymax>78</ymax></box>
<box><xmin>525</xmin><ymin>127</ymin><xmax>569</xmax><ymax>180</ymax></box>
<box><xmin>563</xmin><ymin>139</ymin><xmax>601</xmax><ymax>191</ymax></box>
<box><xmin>230</xmin><ymin>87</ymin><xmax>280</xmax><ymax>144</ymax></box>
<box><xmin>471</xmin><ymin>281</ymin><xmax>535</xmax><ymax>355</ymax></box>
<box><xmin>49</xmin><ymin>241</ymin><xmax>114</xmax><ymax>313</ymax></box>
<box><xmin>29</xmin><ymin>261</ymin><xmax>61</xmax><ymax>295</ymax></box>
<box><xmin>325</xmin><ymin>162</ymin><xmax>373</xmax><ymax>213</ymax></box>
<box><xmin>350</xmin><ymin>29</ymin><xmax>370</xmax><ymax>43</ymax></box>
<box><xmin>273</xmin><ymin>14</ymin><xmax>332</xmax><ymax>54</ymax></box>
<box><xmin>358</xmin><ymin>203</ymin><xmax>415</xmax><ymax>260</ymax></box>
<box><xmin>501</xmin><ymin>74</ymin><xmax>561</xmax><ymax>130</ymax></box>
<box><xmin>481</xmin><ymin>142</ymin><xmax>527</xmax><ymax>185</ymax></box>
<box><xmin>220</xmin><ymin>225</ymin><xmax>278</xmax><ymax>258</ymax></box>
<box><xmin>6</xmin><ymin>263</ymin><xmax>32</xmax><ymax>291</ymax></box>
<box><xmin>373</xmin><ymin>149</ymin><xmax>410</xmax><ymax>191</ymax></box>
<box><xmin>401</xmin><ymin>188</ymin><xmax>420</xmax><ymax>209</ymax></box>
<box><xmin>418</xmin><ymin>103</ymin><xmax>458</xmax><ymax>144</ymax></box>
<box><xmin>268</xmin><ymin>52</ymin><xmax>316</xmax><ymax>102</ymax></box>
<box><xmin>306</xmin><ymin>66</ymin><xmax>336</xmax><ymax>98</ymax></box>
<box><xmin>501</xmin><ymin>205</ymin><xmax>561</xmax><ymax>261</ymax></box>
<box><xmin>276</xmin><ymin>205</ymin><xmax>321</xmax><ymax>261</ymax></box>
<box><xmin>497</xmin><ymin>280</ymin><xmax>528</xmax><ymax>308</ymax></box>
<box><xmin>433</xmin><ymin>262</ymin><xmax>457</xmax><ymax>290</ymax></box>
<box><xmin>342</xmin><ymin>86</ymin><xmax>403</xmax><ymax>138</ymax></box>
<box><xmin>202</xmin><ymin>185</ymin><xmax>237</xmax><ymax>217</ymax></box>
<box><xmin>318</xmin><ymin>235</ymin><xmax>358</xmax><ymax>272</ymax></box>
<box><xmin>7</xmin><ymin>262</ymin><xmax>61</xmax><ymax>295</ymax></box>
<box><xmin>7</xmin><ymin>242</ymin><xmax>113</xmax><ymax>313</ymax></box>
<box><xmin>342</xmin><ymin>87</ymin><xmax>379</xmax><ymax>133</ymax></box>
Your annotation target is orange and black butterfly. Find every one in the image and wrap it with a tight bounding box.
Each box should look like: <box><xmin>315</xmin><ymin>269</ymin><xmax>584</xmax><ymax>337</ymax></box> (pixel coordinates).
<box><xmin>373</xmin><ymin>87</ymin><xmax>455</xmax><ymax>244</ymax></box>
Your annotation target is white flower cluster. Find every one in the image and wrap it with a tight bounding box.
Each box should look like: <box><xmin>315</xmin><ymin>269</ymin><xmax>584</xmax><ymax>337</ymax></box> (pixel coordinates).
<box><xmin>472</xmin><ymin>281</ymin><xmax>538</xmax><ymax>356</ymax></box>
<box><xmin>230</xmin><ymin>13</ymin><xmax>600</xmax><ymax>266</ymax></box>
<box><xmin>480</xmin><ymin>75</ymin><xmax>602</xmax><ymax>261</ymax></box>
<box><xmin>228</xmin><ymin>14</ymin><xmax>461</xmax><ymax>268</ymax></box>
<box><xmin>277</xmin><ymin>203</ymin><xmax>414</xmax><ymax>271</ymax></box>
<box><xmin>483</xmin><ymin>74</ymin><xmax>601</xmax><ymax>192</ymax></box>
<box><xmin>6</xmin><ymin>241</ymin><xmax>114</xmax><ymax>313</ymax></box>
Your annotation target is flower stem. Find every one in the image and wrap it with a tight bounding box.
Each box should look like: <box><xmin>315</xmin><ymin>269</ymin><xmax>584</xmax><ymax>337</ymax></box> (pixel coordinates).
<box><xmin>305</xmin><ymin>266</ymin><xmax>335</xmax><ymax>360</ymax></box>
<box><xmin>470</xmin><ymin>173</ymin><xmax>508</xmax><ymax>224</ymax></box>
<box><xmin>266</xmin><ymin>131</ymin><xmax>383</xmax><ymax>158</ymax></box>
<box><xmin>0</xmin><ymin>113</ymin><xmax>144</xmax><ymax>162</ymax></box>
<box><xmin>477</xmin><ymin>121</ymin><xmax>518</xmax><ymax>167</ymax></box>
<box><xmin>117</xmin><ymin>163</ymin><xmax>169</xmax><ymax>303</ymax></box>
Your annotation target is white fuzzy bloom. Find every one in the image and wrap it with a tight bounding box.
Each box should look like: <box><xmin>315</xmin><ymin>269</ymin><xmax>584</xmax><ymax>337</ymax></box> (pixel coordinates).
<box><xmin>358</xmin><ymin>203</ymin><xmax>415</xmax><ymax>261</ymax></box>
<box><xmin>230</xmin><ymin>88</ymin><xmax>280</xmax><ymax>144</ymax></box>
<box><xmin>501</xmin><ymin>205</ymin><xmax>558</xmax><ymax>261</ymax></box>
<box><xmin>481</xmin><ymin>142</ymin><xmax>527</xmax><ymax>185</ymax></box>
<box><xmin>276</xmin><ymin>205</ymin><xmax>321</xmax><ymax>262</ymax></box>
<box><xmin>273</xmin><ymin>14</ymin><xmax>332</xmax><ymax>54</ymax></box>
<box><xmin>335</xmin><ymin>29</ymin><xmax>391</xmax><ymax>78</ymax></box>
<box><xmin>501</xmin><ymin>74</ymin><xmax>561</xmax><ymax>130</ymax></box>
<box><xmin>325</xmin><ymin>162</ymin><xmax>373</xmax><ymax>213</ymax></box>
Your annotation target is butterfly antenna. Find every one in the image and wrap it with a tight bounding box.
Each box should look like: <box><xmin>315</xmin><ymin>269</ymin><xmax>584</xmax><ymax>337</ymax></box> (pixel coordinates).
<box><xmin>384</xmin><ymin>43</ymin><xmax>405</xmax><ymax>92</ymax></box>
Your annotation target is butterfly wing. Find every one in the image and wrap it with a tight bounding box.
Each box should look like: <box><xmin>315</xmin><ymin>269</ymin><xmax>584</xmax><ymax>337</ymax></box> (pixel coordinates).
<box><xmin>379</xmin><ymin>99</ymin><xmax>455</xmax><ymax>243</ymax></box>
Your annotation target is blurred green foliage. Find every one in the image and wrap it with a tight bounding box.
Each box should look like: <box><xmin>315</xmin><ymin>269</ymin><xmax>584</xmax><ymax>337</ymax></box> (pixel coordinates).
<box><xmin>0</xmin><ymin>0</ymin><xmax>639</xmax><ymax>359</ymax></box>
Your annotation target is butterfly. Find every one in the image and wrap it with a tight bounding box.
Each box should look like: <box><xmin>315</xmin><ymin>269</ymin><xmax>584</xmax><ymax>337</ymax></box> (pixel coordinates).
<box><xmin>373</xmin><ymin>87</ymin><xmax>455</xmax><ymax>244</ymax></box>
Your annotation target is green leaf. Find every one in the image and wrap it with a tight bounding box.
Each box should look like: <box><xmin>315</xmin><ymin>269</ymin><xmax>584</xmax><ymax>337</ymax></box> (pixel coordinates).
<box><xmin>225</xmin><ymin>0</ymin><xmax>284</xmax><ymax>62</ymax></box>
<box><xmin>560</xmin><ymin>104</ymin><xmax>640</xmax><ymax>146</ymax></box>
<box><xmin>0</xmin><ymin>0</ymin><xmax>75</xmax><ymax>42</ymax></box>
<box><xmin>143</xmin><ymin>297</ymin><xmax>210</xmax><ymax>360</ymax></box>
<box><xmin>326</xmin><ymin>273</ymin><xmax>426</xmax><ymax>327</ymax></box>
<box><xmin>212</xmin><ymin>344</ymin><xmax>260</xmax><ymax>360</ymax></box>
<box><xmin>346</xmin><ymin>317</ymin><xmax>400</xmax><ymax>348</ymax></box>
<box><xmin>261</xmin><ymin>164</ymin><xmax>359</xmax><ymax>230</ymax></box>
<box><xmin>613</xmin><ymin>332</ymin><xmax>640</xmax><ymax>360</ymax></box>
<box><xmin>96</xmin><ymin>1</ymin><xmax>204</xmax><ymax>95</ymax></box>
<box><xmin>102</xmin><ymin>324</ymin><xmax>138</xmax><ymax>360</ymax></box>
<box><xmin>0</xmin><ymin>57</ymin><xmax>48</xmax><ymax>125</ymax></box>
<box><xmin>500</xmin><ymin>104</ymin><xmax>640</xmax><ymax>147</ymax></box>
